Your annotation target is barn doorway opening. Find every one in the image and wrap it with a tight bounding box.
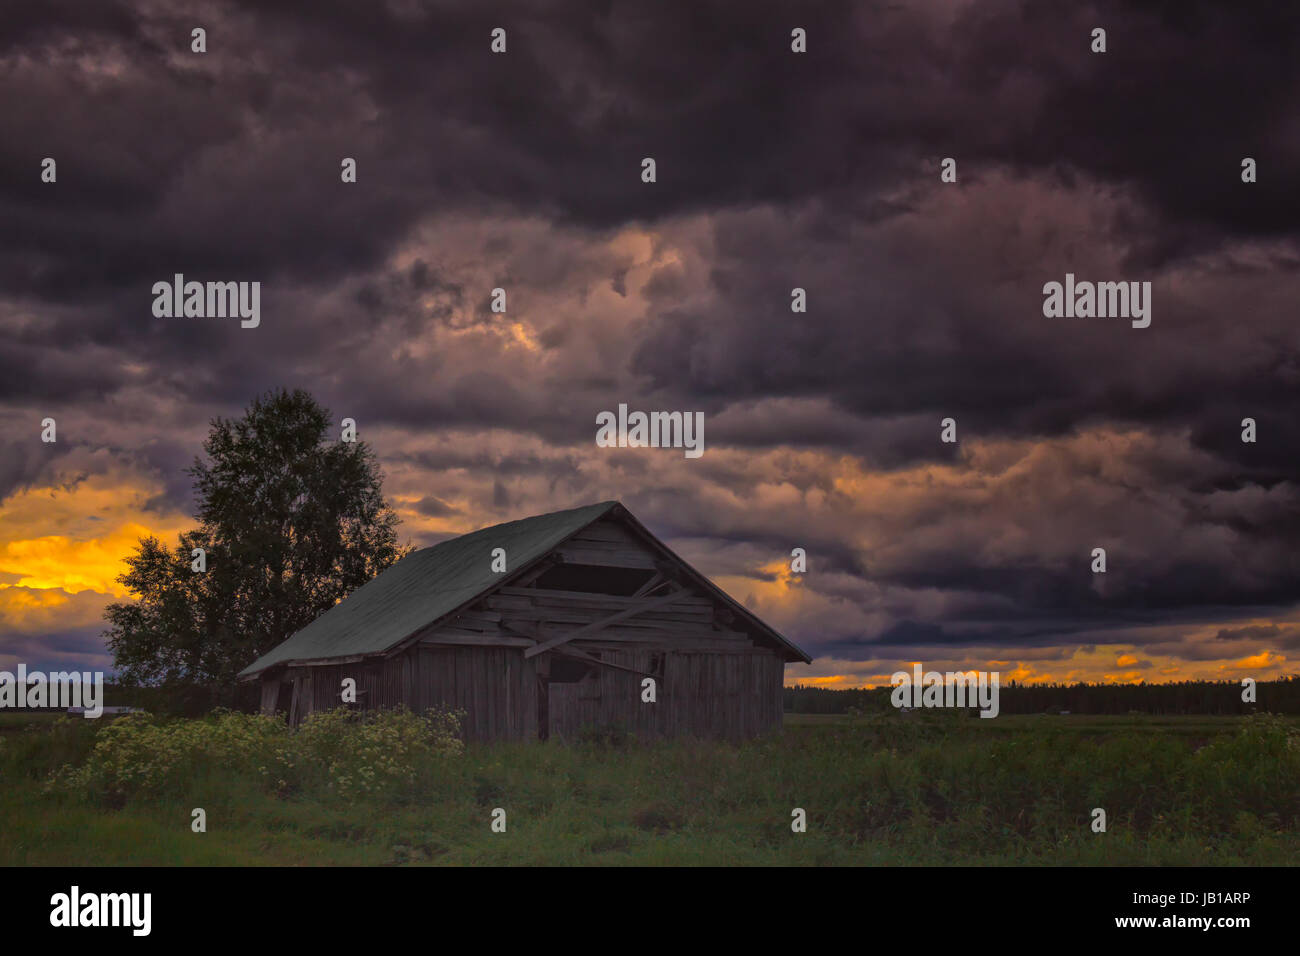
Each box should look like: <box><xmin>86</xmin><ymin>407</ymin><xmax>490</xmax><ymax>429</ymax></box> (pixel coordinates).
<box><xmin>275</xmin><ymin>680</ymin><xmax>293</xmax><ymax>716</ymax></box>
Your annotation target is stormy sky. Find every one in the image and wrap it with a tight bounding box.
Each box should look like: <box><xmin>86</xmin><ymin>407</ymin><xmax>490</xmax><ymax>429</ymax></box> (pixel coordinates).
<box><xmin>2</xmin><ymin>0</ymin><xmax>1298</xmax><ymax>686</ymax></box>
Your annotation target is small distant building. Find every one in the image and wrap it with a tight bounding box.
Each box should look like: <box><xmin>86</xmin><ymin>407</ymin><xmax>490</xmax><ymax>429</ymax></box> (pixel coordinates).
<box><xmin>65</xmin><ymin>706</ymin><xmax>136</xmax><ymax>716</ymax></box>
<box><xmin>238</xmin><ymin>501</ymin><xmax>810</xmax><ymax>741</ymax></box>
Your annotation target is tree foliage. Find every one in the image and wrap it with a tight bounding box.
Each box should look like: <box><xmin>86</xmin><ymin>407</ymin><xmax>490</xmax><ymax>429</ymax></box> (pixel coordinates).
<box><xmin>105</xmin><ymin>389</ymin><xmax>407</xmax><ymax>699</ymax></box>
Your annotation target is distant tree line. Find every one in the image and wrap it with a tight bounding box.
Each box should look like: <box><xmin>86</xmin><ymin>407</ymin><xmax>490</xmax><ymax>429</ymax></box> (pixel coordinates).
<box><xmin>784</xmin><ymin>676</ymin><xmax>1300</xmax><ymax>716</ymax></box>
<box><xmin>5</xmin><ymin>681</ymin><xmax>258</xmax><ymax>717</ymax></box>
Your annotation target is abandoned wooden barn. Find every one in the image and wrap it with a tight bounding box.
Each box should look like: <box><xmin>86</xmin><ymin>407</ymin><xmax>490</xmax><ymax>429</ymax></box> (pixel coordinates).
<box><xmin>238</xmin><ymin>500</ymin><xmax>810</xmax><ymax>741</ymax></box>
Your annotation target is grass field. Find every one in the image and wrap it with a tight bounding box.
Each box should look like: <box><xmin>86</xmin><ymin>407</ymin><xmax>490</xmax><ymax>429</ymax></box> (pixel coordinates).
<box><xmin>2</xmin><ymin>709</ymin><xmax>1297</xmax><ymax>866</ymax></box>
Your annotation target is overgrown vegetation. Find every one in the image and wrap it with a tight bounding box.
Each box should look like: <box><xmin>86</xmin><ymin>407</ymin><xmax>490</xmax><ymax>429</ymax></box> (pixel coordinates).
<box><xmin>38</xmin><ymin>707</ymin><xmax>463</xmax><ymax>806</ymax></box>
<box><xmin>2</xmin><ymin>710</ymin><xmax>1297</xmax><ymax>865</ymax></box>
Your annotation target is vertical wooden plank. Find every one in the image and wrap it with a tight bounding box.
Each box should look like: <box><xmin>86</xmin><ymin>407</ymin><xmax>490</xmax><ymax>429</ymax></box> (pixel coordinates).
<box><xmin>776</xmin><ymin>653</ymin><xmax>785</xmax><ymax>731</ymax></box>
<box><xmin>416</xmin><ymin>648</ymin><xmax>429</xmax><ymax>711</ymax></box>
<box><xmin>740</xmin><ymin>654</ymin><xmax>748</xmax><ymax>737</ymax></box>
<box><xmin>503</xmin><ymin>649</ymin><xmax>513</xmax><ymax>740</ymax></box>
<box><xmin>451</xmin><ymin>648</ymin><xmax>464</xmax><ymax>734</ymax></box>
<box><xmin>472</xmin><ymin>649</ymin><xmax>484</xmax><ymax>739</ymax></box>
<box><xmin>481</xmin><ymin>649</ymin><xmax>493</xmax><ymax>739</ymax></box>
<box><xmin>259</xmin><ymin>678</ymin><xmax>277</xmax><ymax>715</ymax></box>
<box><xmin>485</xmin><ymin>649</ymin><xmax>498</xmax><ymax>739</ymax></box>
<box><xmin>664</xmin><ymin>651</ymin><xmax>676</xmax><ymax>739</ymax></box>
<box><xmin>459</xmin><ymin>649</ymin><xmax>476</xmax><ymax>739</ymax></box>
<box><xmin>723</xmin><ymin>655</ymin><xmax>732</xmax><ymax>741</ymax></box>
<box><xmin>429</xmin><ymin>648</ymin><xmax>445</xmax><ymax>711</ymax></box>
<box><xmin>472</xmin><ymin>649</ymin><xmax>486</xmax><ymax>740</ymax></box>
<box><xmin>728</xmin><ymin>655</ymin><xmax>735</xmax><ymax>740</ymax></box>
<box><xmin>301</xmin><ymin>671</ymin><xmax>314</xmax><ymax>722</ymax></box>
<box><xmin>521</xmin><ymin>654</ymin><xmax>537</xmax><ymax>741</ymax></box>
<box><xmin>460</xmin><ymin>650</ymin><xmax>475</xmax><ymax>738</ymax></box>
<box><xmin>487</xmin><ymin>649</ymin><xmax>498</xmax><ymax>739</ymax></box>
<box><xmin>410</xmin><ymin>649</ymin><xmax>423</xmax><ymax>713</ymax></box>
<box><xmin>538</xmin><ymin>670</ymin><xmax>550</xmax><ymax>741</ymax></box>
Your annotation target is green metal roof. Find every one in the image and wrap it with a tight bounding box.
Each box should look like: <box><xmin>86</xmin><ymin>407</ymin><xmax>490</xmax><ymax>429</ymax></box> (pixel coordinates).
<box><xmin>238</xmin><ymin>499</ymin><xmax>811</xmax><ymax>678</ymax></box>
<box><xmin>238</xmin><ymin>500</ymin><xmax>619</xmax><ymax>677</ymax></box>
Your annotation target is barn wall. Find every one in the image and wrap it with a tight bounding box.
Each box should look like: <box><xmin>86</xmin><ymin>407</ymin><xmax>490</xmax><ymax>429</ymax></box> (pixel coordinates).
<box><xmin>279</xmin><ymin>646</ymin><xmax>538</xmax><ymax>741</ymax></box>
<box><xmin>407</xmin><ymin>645</ymin><xmax>538</xmax><ymax>741</ymax></box>
<box><xmin>547</xmin><ymin>647</ymin><xmax>784</xmax><ymax>742</ymax></box>
<box><xmin>274</xmin><ymin>644</ymin><xmax>784</xmax><ymax>742</ymax></box>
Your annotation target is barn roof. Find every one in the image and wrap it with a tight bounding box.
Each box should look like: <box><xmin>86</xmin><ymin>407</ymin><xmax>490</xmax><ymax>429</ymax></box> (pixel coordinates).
<box><xmin>238</xmin><ymin>500</ymin><xmax>810</xmax><ymax>679</ymax></box>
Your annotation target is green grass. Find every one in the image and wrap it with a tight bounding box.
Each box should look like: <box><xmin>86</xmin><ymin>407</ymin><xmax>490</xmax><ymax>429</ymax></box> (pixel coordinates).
<box><xmin>2</xmin><ymin>711</ymin><xmax>1298</xmax><ymax>865</ymax></box>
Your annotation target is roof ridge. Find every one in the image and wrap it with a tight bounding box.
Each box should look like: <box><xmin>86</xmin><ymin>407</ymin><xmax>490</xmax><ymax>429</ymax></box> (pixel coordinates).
<box><xmin>418</xmin><ymin>499</ymin><xmax>619</xmax><ymax>551</ymax></box>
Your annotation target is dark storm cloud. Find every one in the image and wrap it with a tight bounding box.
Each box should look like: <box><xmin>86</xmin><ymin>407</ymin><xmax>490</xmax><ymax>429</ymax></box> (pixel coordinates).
<box><xmin>2</xmin><ymin>0</ymin><xmax>1298</xmax><ymax>672</ymax></box>
<box><xmin>412</xmin><ymin>494</ymin><xmax>459</xmax><ymax>518</ymax></box>
<box><xmin>0</xmin><ymin>438</ymin><xmax>67</xmax><ymax>500</ymax></box>
<box><xmin>4</xmin><ymin>0</ymin><xmax>1297</xmax><ymax>429</ymax></box>
<box><xmin>5</xmin><ymin>0</ymin><xmax>1294</xmax><ymax>303</ymax></box>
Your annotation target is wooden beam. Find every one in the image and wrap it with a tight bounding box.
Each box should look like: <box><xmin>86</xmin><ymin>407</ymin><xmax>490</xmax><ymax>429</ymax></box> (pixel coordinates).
<box><xmin>631</xmin><ymin>572</ymin><xmax>667</xmax><ymax>598</ymax></box>
<box><xmin>573</xmin><ymin>626</ymin><xmax>750</xmax><ymax>642</ymax></box>
<box><xmin>523</xmin><ymin>589</ymin><xmax>686</xmax><ymax>658</ymax></box>
<box><xmin>508</xmin><ymin>618</ymin><xmax>750</xmax><ymax>647</ymax></box>
<box><xmin>551</xmin><ymin>645</ymin><xmax>657</xmax><ymax>678</ymax></box>
<box><xmin>418</xmin><ymin>632</ymin><xmax>535</xmax><ymax>648</ymax></box>
<box><xmin>451</xmin><ymin>609</ymin><xmax>504</xmax><ymax>622</ymax></box>
<box><xmin>495</xmin><ymin>584</ymin><xmax>707</xmax><ymax>607</ymax></box>
<box><xmin>286</xmin><ymin>654</ymin><xmax>371</xmax><ymax>668</ymax></box>
<box><xmin>580</xmin><ymin>638</ymin><xmax>753</xmax><ymax>652</ymax></box>
<box><xmin>553</xmin><ymin>546</ymin><xmax>658</xmax><ymax>569</ymax></box>
<box><xmin>568</xmin><ymin>521</ymin><xmax>642</xmax><ymax>545</ymax></box>
<box><xmin>487</xmin><ymin>601</ymin><xmax>712</xmax><ymax>626</ymax></box>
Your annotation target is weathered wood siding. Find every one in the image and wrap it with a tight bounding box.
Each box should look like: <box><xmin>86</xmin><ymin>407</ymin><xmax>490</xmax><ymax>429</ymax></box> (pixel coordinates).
<box><xmin>259</xmin><ymin>676</ymin><xmax>281</xmax><ymax>715</ymax></box>
<box><xmin>264</xmin><ymin>643</ymin><xmax>784</xmax><ymax>742</ymax></box>
<box><xmin>269</xmin><ymin>646</ymin><xmax>538</xmax><ymax>741</ymax></box>
<box><xmin>546</xmin><ymin>648</ymin><xmax>784</xmax><ymax>741</ymax></box>
<box><xmin>410</xmin><ymin>645</ymin><xmax>538</xmax><ymax>740</ymax></box>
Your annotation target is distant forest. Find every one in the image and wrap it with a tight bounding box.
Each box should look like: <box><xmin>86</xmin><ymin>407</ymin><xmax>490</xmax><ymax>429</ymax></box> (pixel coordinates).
<box><xmin>783</xmin><ymin>676</ymin><xmax>1300</xmax><ymax>716</ymax></box>
<box><xmin>15</xmin><ymin>676</ymin><xmax>1300</xmax><ymax>719</ymax></box>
